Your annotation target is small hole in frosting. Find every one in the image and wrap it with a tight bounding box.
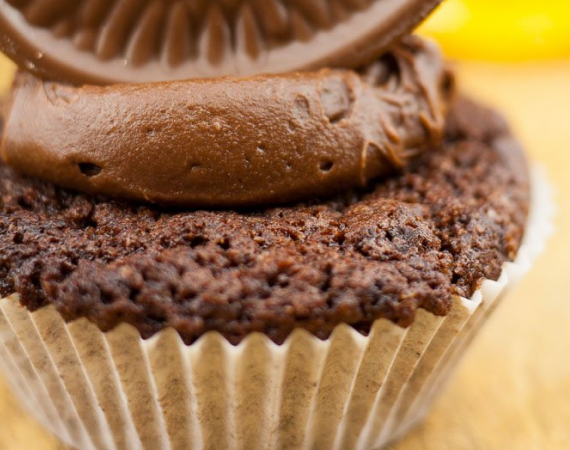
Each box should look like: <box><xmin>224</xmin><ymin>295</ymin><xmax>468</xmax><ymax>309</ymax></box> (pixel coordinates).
<box><xmin>319</xmin><ymin>160</ymin><xmax>334</xmax><ymax>172</ymax></box>
<box><xmin>257</xmin><ymin>146</ymin><xmax>266</xmax><ymax>155</ymax></box>
<box><xmin>146</xmin><ymin>128</ymin><xmax>155</xmax><ymax>137</ymax></box>
<box><xmin>189</xmin><ymin>163</ymin><xmax>201</xmax><ymax>173</ymax></box>
<box><xmin>78</xmin><ymin>162</ymin><xmax>102</xmax><ymax>177</ymax></box>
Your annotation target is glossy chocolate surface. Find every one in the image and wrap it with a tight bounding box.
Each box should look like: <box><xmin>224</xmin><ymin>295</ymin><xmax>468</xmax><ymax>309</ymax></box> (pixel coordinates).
<box><xmin>0</xmin><ymin>0</ymin><xmax>441</xmax><ymax>84</ymax></box>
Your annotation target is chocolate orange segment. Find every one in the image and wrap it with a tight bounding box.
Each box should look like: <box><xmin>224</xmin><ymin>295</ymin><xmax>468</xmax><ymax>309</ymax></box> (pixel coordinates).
<box><xmin>0</xmin><ymin>0</ymin><xmax>441</xmax><ymax>84</ymax></box>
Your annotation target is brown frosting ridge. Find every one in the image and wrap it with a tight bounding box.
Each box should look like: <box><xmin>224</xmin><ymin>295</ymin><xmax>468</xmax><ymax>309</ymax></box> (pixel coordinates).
<box><xmin>1</xmin><ymin>36</ymin><xmax>453</xmax><ymax>207</ymax></box>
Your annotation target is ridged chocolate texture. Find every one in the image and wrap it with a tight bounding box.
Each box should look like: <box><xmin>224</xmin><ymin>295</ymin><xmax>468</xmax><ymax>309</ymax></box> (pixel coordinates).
<box><xmin>0</xmin><ymin>0</ymin><xmax>441</xmax><ymax>84</ymax></box>
<box><xmin>0</xmin><ymin>37</ymin><xmax>453</xmax><ymax>207</ymax></box>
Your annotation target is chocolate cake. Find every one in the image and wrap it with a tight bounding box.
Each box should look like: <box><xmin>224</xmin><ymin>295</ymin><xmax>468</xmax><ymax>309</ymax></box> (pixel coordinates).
<box><xmin>0</xmin><ymin>2</ymin><xmax>549</xmax><ymax>450</ymax></box>
<box><xmin>0</xmin><ymin>97</ymin><xmax>529</xmax><ymax>345</ymax></box>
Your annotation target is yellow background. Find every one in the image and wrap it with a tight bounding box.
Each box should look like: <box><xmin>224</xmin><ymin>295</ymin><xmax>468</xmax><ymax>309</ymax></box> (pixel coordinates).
<box><xmin>422</xmin><ymin>0</ymin><xmax>570</xmax><ymax>60</ymax></box>
<box><xmin>1</xmin><ymin>1</ymin><xmax>570</xmax><ymax>448</ymax></box>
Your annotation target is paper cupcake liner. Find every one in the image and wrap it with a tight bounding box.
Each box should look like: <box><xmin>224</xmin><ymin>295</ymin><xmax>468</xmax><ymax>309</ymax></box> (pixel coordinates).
<box><xmin>0</xmin><ymin>167</ymin><xmax>553</xmax><ymax>450</ymax></box>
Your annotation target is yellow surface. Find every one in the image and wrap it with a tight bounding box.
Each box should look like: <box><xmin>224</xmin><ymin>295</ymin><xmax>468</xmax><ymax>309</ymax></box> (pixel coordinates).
<box><xmin>0</xmin><ymin>61</ymin><xmax>569</xmax><ymax>449</ymax></box>
<box><xmin>422</xmin><ymin>0</ymin><xmax>570</xmax><ymax>60</ymax></box>
<box><xmin>0</xmin><ymin>53</ymin><xmax>15</xmax><ymax>94</ymax></box>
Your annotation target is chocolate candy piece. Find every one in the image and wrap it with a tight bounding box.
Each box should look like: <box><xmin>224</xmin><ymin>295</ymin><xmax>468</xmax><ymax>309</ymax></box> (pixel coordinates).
<box><xmin>0</xmin><ymin>0</ymin><xmax>441</xmax><ymax>84</ymax></box>
<box><xmin>1</xmin><ymin>37</ymin><xmax>453</xmax><ymax>207</ymax></box>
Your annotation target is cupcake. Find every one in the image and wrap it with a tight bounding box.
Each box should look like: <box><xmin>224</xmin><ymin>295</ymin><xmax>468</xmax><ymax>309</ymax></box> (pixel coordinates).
<box><xmin>0</xmin><ymin>1</ymin><xmax>553</xmax><ymax>450</ymax></box>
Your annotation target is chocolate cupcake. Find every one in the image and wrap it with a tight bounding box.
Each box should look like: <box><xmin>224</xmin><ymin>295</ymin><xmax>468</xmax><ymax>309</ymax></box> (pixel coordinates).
<box><xmin>0</xmin><ymin>1</ymin><xmax>553</xmax><ymax>450</ymax></box>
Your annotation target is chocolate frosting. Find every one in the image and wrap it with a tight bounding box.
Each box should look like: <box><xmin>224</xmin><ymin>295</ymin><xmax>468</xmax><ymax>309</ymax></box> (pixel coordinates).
<box><xmin>1</xmin><ymin>37</ymin><xmax>452</xmax><ymax>207</ymax></box>
<box><xmin>0</xmin><ymin>0</ymin><xmax>442</xmax><ymax>84</ymax></box>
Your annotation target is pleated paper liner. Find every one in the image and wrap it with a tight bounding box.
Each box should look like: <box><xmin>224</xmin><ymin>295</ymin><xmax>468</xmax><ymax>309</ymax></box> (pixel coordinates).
<box><xmin>0</xmin><ymin>168</ymin><xmax>553</xmax><ymax>450</ymax></box>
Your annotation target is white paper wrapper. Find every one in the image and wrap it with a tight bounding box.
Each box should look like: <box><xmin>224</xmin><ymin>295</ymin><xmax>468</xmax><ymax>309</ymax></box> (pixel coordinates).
<box><xmin>0</xmin><ymin>168</ymin><xmax>554</xmax><ymax>450</ymax></box>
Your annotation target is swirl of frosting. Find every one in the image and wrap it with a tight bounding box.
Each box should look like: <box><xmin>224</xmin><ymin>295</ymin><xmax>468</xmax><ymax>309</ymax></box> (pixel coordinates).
<box><xmin>1</xmin><ymin>36</ymin><xmax>453</xmax><ymax>207</ymax></box>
